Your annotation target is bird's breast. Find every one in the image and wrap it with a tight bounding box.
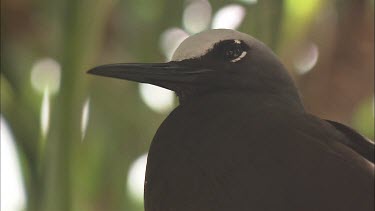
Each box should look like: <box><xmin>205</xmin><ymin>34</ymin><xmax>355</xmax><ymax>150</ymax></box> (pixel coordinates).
<box><xmin>145</xmin><ymin>93</ymin><xmax>296</xmax><ymax>210</ymax></box>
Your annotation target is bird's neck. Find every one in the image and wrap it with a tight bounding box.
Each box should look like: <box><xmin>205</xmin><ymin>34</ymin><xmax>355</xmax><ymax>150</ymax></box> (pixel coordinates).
<box><xmin>178</xmin><ymin>89</ymin><xmax>304</xmax><ymax>112</ymax></box>
<box><xmin>177</xmin><ymin>86</ymin><xmax>304</xmax><ymax>113</ymax></box>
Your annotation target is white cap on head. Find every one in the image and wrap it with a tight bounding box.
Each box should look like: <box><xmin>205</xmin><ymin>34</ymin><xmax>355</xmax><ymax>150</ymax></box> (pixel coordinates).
<box><xmin>171</xmin><ymin>29</ymin><xmax>258</xmax><ymax>61</ymax></box>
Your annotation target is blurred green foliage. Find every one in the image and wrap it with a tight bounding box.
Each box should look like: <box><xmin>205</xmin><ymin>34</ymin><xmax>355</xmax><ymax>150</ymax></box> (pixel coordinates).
<box><xmin>1</xmin><ymin>0</ymin><xmax>373</xmax><ymax>211</ymax></box>
<box><xmin>353</xmin><ymin>98</ymin><xmax>375</xmax><ymax>139</ymax></box>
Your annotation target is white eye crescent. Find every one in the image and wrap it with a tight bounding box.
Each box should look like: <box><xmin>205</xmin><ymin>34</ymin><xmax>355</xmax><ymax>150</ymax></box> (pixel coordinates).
<box><xmin>230</xmin><ymin>51</ymin><xmax>247</xmax><ymax>63</ymax></box>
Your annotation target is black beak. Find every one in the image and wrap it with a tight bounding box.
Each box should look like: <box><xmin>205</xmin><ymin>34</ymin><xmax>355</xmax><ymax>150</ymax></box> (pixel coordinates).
<box><xmin>87</xmin><ymin>62</ymin><xmax>214</xmax><ymax>91</ymax></box>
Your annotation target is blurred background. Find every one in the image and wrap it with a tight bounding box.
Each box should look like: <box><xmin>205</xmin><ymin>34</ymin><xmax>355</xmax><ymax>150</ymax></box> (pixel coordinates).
<box><xmin>1</xmin><ymin>0</ymin><xmax>374</xmax><ymax>210</ymax></box>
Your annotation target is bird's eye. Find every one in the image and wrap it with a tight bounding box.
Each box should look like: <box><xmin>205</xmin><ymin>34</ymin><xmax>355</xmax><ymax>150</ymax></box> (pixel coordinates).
<box><xmin>225</xmin><ymin>45</ymin><xmax>242</xmax><ymax>60</ymax></box>
<box><xmin>214</xmin><ymin>40</ymin><xmax>248</xmax><ymax>63</ymax></box>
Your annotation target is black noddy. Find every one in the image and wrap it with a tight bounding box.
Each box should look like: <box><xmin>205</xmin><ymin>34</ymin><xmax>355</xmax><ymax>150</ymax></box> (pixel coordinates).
<box><xmin>88</xmin><ymin>29</ymin><xmax>374</xmax><ymax>211</ymax></box>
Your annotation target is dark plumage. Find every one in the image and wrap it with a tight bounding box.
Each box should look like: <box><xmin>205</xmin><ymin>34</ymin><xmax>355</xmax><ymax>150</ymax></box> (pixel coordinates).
<box><xmin>88</xmin><ymin>29</ymin><xmax>374</xmax><ymax>211</ymax></box>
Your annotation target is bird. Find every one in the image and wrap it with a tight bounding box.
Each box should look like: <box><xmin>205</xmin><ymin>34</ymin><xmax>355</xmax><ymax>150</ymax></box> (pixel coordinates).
<box><xmin>88</xmin><ymin>29</ymin><xmax>374</xmax><ymax>211</ymax></box>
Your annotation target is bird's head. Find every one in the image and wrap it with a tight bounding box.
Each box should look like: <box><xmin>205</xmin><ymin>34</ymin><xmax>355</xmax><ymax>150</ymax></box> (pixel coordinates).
<box><xmin>88</xmin><ymin>29</ymin><xmax>301</xmax><ymax>104</ymax></box>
